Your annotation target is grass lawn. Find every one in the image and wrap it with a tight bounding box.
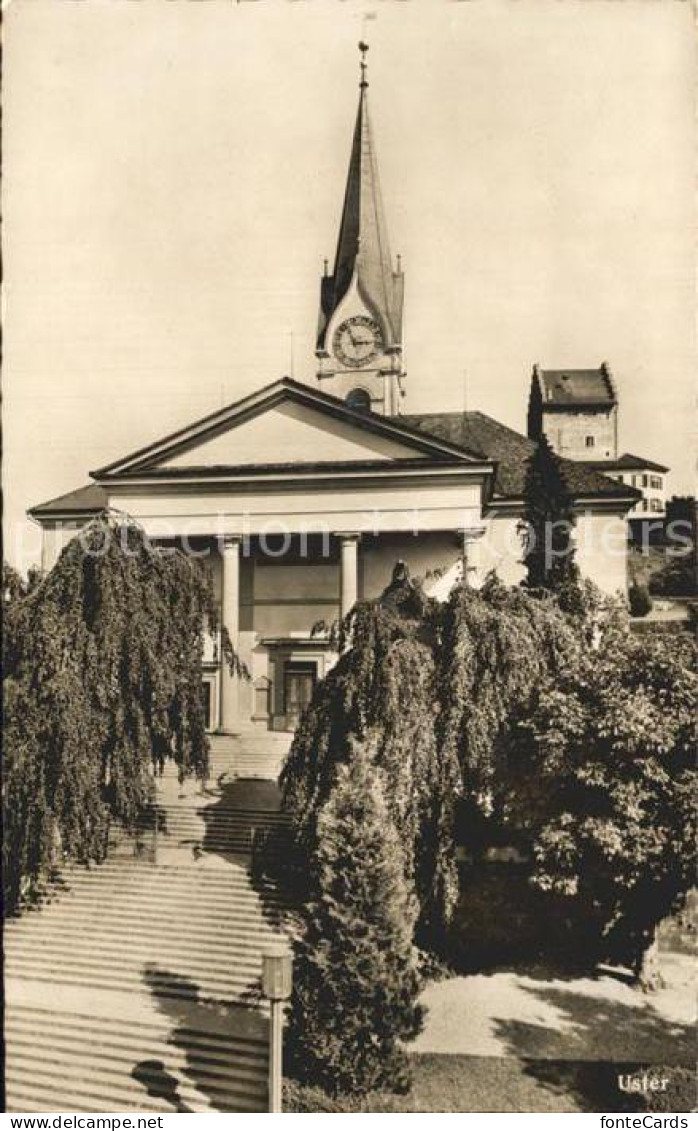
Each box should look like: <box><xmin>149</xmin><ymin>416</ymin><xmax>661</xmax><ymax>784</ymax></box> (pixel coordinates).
<box><xmin>285</xmin><ymin>1057</ymin><xmax>695</xmax><ymax>1113</ymax></box>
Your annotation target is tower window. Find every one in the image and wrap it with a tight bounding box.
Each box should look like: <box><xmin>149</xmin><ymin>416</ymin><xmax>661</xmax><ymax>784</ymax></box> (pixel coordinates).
<box><xmin>346</xmin><ymin>388</ymin><xmax>371</xmax><ymax>413</ymax></box>
<box><xmin>585</xmin><ymin>436</ymin><xmax>595</xmax><ymax>448</ymax></box>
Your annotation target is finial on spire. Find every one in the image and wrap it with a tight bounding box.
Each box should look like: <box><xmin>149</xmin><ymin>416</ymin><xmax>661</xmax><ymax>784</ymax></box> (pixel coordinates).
<box><xmin>323</xmin><ymin>257</ymin><xmax>329</xmax><ymax>277</ymax></box>
<box><xmin>359</xmin><ymin>40</ymin><xmax>369</xmax><ymax>89</ymax></box>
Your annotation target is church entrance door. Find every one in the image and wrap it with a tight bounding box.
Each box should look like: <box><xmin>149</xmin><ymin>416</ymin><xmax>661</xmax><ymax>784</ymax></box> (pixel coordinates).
<box><xmin>284</xmin><ymin>662</ymin><xmax>316</xmax><ymax>729</ymax></box>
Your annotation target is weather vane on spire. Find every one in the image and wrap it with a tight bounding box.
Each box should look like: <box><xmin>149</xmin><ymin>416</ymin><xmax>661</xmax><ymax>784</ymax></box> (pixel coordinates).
<box><xmin>359</xmin><ymin>40</ymin><xmax>369</xmax><ymax>89</ymax></box>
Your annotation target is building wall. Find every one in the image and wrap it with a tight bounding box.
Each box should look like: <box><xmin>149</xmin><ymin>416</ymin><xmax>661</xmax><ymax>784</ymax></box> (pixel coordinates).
<box><xmin>542</xmin><ymin>407</ymin><xmax>617</xmax><ymax>461</ymax></box>
<box><xmin>612</xmin><ymin>469</ymin><xmax>667</xmax><ymax>516</ymax></box>
<box><xmin>479</xmin><ymin>511</ymin><xmax>527</xmax><ymax>587</ymax></box>
<box><xmin>482</xmin><ymin>507</ymin><xmax>628</xmax><ymax>596</ymax></box>
<box><xmin>574</xmin><ymin>510</ymin><xmax>628</xmax><ymax>596</ymax></box>
<box><xmin>106</xmin><ymin>478</ymin><xmax>483</xmax><ymax>536</ymax></box>
<box><xmin>38</xmin><ymin>521</ymin><xmax>84</xmax><ymax>573</ymax></box>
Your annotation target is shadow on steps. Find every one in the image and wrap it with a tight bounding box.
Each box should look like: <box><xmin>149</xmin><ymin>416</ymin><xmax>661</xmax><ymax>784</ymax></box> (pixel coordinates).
<box><xmin>142</xmin><ymin>966</ymin><xmax>268</xmax><ymax>1113</ymax></box>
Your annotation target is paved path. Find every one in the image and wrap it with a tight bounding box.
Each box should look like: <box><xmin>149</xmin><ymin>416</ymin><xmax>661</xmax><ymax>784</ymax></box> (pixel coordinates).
<box><xmin>412</xmin><ymin>954</ymin><xmax>695</xmax><ymax>1062</ymax></box>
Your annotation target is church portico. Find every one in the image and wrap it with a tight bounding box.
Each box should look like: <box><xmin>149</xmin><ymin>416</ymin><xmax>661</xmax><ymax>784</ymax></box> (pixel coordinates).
<box><xmin>198</xmin><ymin>521</ymin><xmax>479</xmax><ymax>734</ymax></box>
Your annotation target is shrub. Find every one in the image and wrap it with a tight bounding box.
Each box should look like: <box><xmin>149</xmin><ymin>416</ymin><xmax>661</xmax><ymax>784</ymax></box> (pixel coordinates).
<box><xmin>287</xmin><ymin>742</ymin><xmax>424</xmax><ymax>1096</ymax></box>
<box><xmin>649</xmin><ymin>554</ymin><xmax>697</xmax><ymax>598</ymax></box>
<box><xmin>507</xmin><ymin>628</ymin><xmax>697</xmax><ymax>981</ymax></box>
<box><xmin>640</xmin><ymin>1067</ymin><xmax>696</xmax><ymax>1113</ymax></box>
<box><xmin>628</xmin><ymin>581</ymin><xmax>653</xmax><ymax>618</ymax></box>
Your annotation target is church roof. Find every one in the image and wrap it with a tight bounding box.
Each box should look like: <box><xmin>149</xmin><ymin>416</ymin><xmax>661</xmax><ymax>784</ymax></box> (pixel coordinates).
<box><xmin>29</xmin><ymin>483</ymin><xmax>108</xmax><ymax>519</ymax></box>
<box><xmin>579</xmin><ymin>452</ymin><xmax>669</xmax><ymax>473</ymax></box>
<box><xmin>532</xmin><ymin>363</ymin><xmax>617</xmax><ymax>408</ymax></box>
<box><xmin>317</xmin><ymin>54</ymin><xmax>403</xmax><ymax>351</ymax></box>
<box><xmin>397</xmin><ymin>410</ymin><xmax>639</xmax><ymax>502</ymax></box>
<box><xmin>29</xmin><ymin>388</ymin><xmax>638</xmax><ymax>519</ymax></box>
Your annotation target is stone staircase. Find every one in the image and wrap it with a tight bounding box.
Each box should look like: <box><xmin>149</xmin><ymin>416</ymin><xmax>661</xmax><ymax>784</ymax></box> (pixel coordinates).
<box><xmin>5</xmin><ymin>1005</ymin><xmax>269</xmax><ymax>1114</ymax></box>
<box><xmin>209</xmin><ymin>730</ymin><xmax>292</xmax><ymax>782</ymax></box>
<box><xmin>4</xmin><ymin>743</ymin><xmax>294</xmax><ymax>1114</ymax></box>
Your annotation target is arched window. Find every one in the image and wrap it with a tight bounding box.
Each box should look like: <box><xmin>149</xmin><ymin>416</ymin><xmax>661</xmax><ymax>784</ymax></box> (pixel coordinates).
<box><xmin>346</xmin><ymin>388</ymin><xmax>371</xmax><ymax>413</ymax></box>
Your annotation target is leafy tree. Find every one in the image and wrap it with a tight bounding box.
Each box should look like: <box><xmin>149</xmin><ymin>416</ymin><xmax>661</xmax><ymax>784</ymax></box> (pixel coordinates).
<box><xmin>522</xmin><ymin>434</ymin><xmax>580</xmax><ymax>599</ymax></box>
<box><xmin>506</xmin><ymin>628</ymin><xmax>697</xmax><ymax>985</ymax></box>
<box><xmin>288</xmin><ymin>741</ymin><xmax>423</xmax><ymax>1095</ymax></box>
<box><xmin>3</xmin><ymin>515</ymin><xmax>240</xmax><ymax>912</ymax></box>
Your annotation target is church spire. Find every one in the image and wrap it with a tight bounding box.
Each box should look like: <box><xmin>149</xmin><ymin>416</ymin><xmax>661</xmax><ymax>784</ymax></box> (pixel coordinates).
<box><xmin>316</xmin><ymin>43</ymin><xmax>404</xmax><ymax>358</ymax></box>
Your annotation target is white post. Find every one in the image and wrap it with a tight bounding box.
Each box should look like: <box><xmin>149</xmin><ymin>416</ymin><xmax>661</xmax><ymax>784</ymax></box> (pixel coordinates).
<box><xmin>220</xmin><ymin>535</ymin><xmax>241</xmax><ymax>733</ymax></box>
<box><xmin>269</xmin><ymin>998</ymin><xmax>284</xmax><ymax>1113</ymax></box>
<box><xmin>338</xmin><ymin>533</ymin><xmax>360</xmax><ymax>618</ymax></box>
<box><xmin>262</xmin><ymin>945</ymin><xmax>293</xmax><ymax>1114</ymax></box>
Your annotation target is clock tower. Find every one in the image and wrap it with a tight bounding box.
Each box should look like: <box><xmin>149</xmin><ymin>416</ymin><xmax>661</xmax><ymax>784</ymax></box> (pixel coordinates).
<box><xmin>316</xmin><ymin>44</ymin><xmax>405</xmax><ymax>415</ymax></box>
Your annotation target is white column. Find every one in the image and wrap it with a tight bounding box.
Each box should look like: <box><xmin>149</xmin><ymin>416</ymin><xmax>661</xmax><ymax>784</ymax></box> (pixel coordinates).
<box><xmin>460</xmin><ymin>526</ymin><xmax>487</xmax><ymax>588</ymax></box>
<box><xmin>220</xmin><ymin>535</ymin><xmax>241</xmax><ymax>733</ymax></box>
<box><xmin>338</xmin><ymin>533</ymin><xmax>360</xmax><ymax>619</ymax></box>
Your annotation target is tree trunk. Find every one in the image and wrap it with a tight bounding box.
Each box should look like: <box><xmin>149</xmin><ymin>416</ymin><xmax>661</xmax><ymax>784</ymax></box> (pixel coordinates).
<box><xmin>636</xmin><ymin>932</ymin><xmax>665</xmax><ymax>992</ymax></box>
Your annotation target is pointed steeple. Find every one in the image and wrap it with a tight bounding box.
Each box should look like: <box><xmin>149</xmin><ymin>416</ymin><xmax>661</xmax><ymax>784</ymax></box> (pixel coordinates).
<box><xmin>317</xmin><ymin>44</ymin><xmax>404</xmax><ymax>354</ymax></box>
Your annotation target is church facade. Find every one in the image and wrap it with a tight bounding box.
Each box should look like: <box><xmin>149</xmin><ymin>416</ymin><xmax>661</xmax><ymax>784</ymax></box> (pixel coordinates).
<box><xmin>29</xmin><ymin>51</ymin><xmax>639</xmax><ymax>736</ymax></box>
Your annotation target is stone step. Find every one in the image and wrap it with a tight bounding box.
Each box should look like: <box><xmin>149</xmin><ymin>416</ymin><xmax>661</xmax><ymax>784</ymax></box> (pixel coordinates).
<box><xmin>5</xmin><ymin>1057</ymin><xmax>266</xmax><ymax>1114</ymax></box>
<box><xmin>6</xmin><ymin>1029</ymin><xmax>266</xmax><ymax>1080</ymax></box>
<box><xmin>7</xmin><ymin>1039</ymin><xmax>268</xmax><ymax>1096</ymax></box>
<box><xmin>27</xmin><ymin>869</ymin><xmax>287</xmax><ymax>902</ymax></box>
<box><xmin>12</xmin><ymin>887</ymin><xmax>287</xmax><ymax>920</ymax></box>
<box><xmin>5</xmin><ymin>1007</ymin><xmax>267</xmax><ymax>1061</ymax></box>
<box><xmin>9</xmin><ymin>882</ymin><xmax>287</xmax><ymax>918</ymax></box>
<box><xmin>9</xmin><ymin>930</ymin><xmax>286</xmax><ymax>966</ymax></box>
<box><xmin>45</xmin><ymin>867</ymin><xmax>285</xmax><ymax>893</ymax></box>
<box><xmin>6</xmin><ymin>949</ymin><xmax>263</xmax><ymax>984</ymax></box>
<box><xmin>12</xmin><ymin>891</ymin><xmax>287</xmax><ymax>924</ymax></box>
<box><xmin>4</xmin><ymin>1001</ymin><xmax>269</xmax><ymax>1042</ymax></box>
<box><xmin>8</xmin><ymin>914</ymin><xmax>287</xmax><ymax>945</ymax></box>
<box><xmin>5</xmin><ymin>963</ymin><xmax>263</xmax><ymax>1007</ymax></box>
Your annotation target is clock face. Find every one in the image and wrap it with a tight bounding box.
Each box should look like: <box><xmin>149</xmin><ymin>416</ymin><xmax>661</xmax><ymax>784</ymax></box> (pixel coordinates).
<box><xmin>332</xmin><ymin>316</ymin><xmax>383</xmax><ymax>368</ymax></box>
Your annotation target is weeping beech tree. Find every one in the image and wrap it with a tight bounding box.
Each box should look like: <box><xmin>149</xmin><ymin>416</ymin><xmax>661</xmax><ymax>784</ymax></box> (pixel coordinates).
<box><xmin>435</xmin><ymin>574</ymin><xmax>580</xmax><ymax>807</ymax></box>
<box><xmin>282</xmin><ymin>567</ymin><xmax>582</xmax><ymax>939</ymax></box>
<box><xmin>3</xmin><ymin>514</ymin><xmax>240</xmax><ymax>912</ymax></box>
<box><xmin>282</xmin><ymin>565</ymin><xmax>458</xmax><ymax>936</ymax></box>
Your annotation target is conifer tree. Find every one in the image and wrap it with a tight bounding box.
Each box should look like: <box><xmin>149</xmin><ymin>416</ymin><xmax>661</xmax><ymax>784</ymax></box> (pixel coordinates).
<box><xmin>288</xmin><ymin>742</ymin><xmax>424</xmax><ymax>1095</ymax></box>
<box><xmin>522</xmin><ymin>434</ymin><xmax>580</xmax><ymax>598</ymax></box>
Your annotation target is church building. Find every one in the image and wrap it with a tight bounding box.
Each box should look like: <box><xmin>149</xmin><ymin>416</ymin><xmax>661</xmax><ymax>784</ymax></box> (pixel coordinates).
<box><xmin>29</xmin><ymin>47</ymin><xmax>639</xmax><ymax>738</ymax></box>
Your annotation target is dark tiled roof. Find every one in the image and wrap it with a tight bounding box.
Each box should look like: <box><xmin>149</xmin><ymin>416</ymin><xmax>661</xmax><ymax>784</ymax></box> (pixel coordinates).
<box><xmin>29</xmin><ymin>483</ymin><xmax>108</xmax><ymax>517</ymax></box>
<box><xmin>537</xmin><ymin>367</ymin><xmax>616</xmax><ymax>407</ymax></box>
<box><xmin>396</xmin><ymin>410</ymin><xmax>639</xmax><ymax>501</ymax></box>
<box><xmin>580</xmin><ymin>452</ymin><xmax>669</xmax><ymax>474</ymax></box>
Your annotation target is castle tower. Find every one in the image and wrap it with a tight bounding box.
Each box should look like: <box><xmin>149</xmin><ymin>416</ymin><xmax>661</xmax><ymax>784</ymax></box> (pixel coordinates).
<box><xmin>315</xmin><ymin>43</ymin><xmax>405</xmax><ymax>415</ymax></box>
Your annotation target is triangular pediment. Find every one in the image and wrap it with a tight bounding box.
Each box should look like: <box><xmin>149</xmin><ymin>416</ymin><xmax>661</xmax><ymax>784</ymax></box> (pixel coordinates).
<box><xmin>92</xmin><ymin>378</ymin><xmax>481</xmax><ymax>479</ymax></box>
<box><xmin>159</xmin><ymin>401</ymin><xmax>424</xmax><ymax>469</ymax></box>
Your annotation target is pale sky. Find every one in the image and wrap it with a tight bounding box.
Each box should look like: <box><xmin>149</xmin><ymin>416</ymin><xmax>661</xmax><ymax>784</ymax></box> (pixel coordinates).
<box><xmin>4</xmin><ymin>0</ymin><xmax>696</xmax><ymax>569</ymax></box>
